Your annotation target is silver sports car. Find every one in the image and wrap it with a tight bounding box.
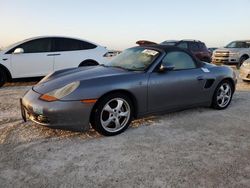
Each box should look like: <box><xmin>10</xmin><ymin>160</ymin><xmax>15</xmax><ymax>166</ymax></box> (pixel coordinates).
<box><xmin>21</xmin><ymin>45</ymin><xmax>237</xmax><ymax>136</ymax></box>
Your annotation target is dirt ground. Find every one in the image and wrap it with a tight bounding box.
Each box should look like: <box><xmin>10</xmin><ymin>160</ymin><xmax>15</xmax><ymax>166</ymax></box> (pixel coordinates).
<box><xmin>0</xmin><ymin>69</ymin><xmax>250</xmax><ymax>187</ymax></box>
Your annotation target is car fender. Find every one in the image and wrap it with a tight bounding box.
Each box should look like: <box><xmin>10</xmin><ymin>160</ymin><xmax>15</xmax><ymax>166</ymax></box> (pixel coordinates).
<box><xmin>64</xmin><ymin>73</ymin><xmax>149</xmax><ymax>115</ymax></box>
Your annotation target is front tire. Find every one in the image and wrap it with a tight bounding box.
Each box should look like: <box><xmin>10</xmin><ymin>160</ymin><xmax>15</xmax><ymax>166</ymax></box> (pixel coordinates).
<box><xmin>91</xmin><ymin>93</ymin><xmax>134</xmax><ymax>136</ymax></box>
<box><xmin>211</xmin><ymin>80</ymin><xmax>233</xmax><ymax>110</ymax></box>
<box><xmin>237</xmin><ymin>56</ymin><xmax>248</xmax><ymax>69</ymax></box>
<box><xmin>0</xmin><ymin>68</ymin><xmax>7</xmax><ymax>87</ymax></box>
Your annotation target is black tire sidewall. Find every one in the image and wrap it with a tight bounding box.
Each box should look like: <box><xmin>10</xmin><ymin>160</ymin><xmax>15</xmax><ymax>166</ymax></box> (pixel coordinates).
<box><xmin>238</xmin><ymin>56</ymin><xmax>248</xmax><ymax>68</ymax></box>
<box><xmin>212</xmin><ymin>80</ymin><xmax>233</xmax><ymax>110</ymax></box>
<box><xmin>0</xmin><ymin>69</ymin><xmax>7</xmax><ymax>87</ymax></box>
<box><xmin>92</xmin><ymin>93</ymin><xmax>134</xmax><ymax>136</ymax></box>
<box><xmin>79</xmin><ymin>61</ymin><xmax>99</xmax><ymax>67</ymax></box>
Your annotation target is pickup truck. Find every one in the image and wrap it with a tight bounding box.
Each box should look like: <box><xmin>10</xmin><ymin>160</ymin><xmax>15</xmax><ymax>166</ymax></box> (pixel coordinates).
<box><xmin>212</xmin><ymin>40</ymin><xmax>250</xmax><ymax>68</ymax></box>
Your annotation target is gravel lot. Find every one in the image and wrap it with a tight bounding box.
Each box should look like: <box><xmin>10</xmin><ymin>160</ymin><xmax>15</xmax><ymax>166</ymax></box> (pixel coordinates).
<box><xmin>0</xmin><ymin>69</ymin><xmax>250</xmax><ymax>187</ymax></box>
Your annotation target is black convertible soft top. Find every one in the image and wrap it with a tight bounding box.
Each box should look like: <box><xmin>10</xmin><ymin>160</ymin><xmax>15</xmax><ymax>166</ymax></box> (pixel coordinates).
<box><xmin>133</xmin><ymin>44</ymin><xmax>204</xmax><ymax>68</ymax></box>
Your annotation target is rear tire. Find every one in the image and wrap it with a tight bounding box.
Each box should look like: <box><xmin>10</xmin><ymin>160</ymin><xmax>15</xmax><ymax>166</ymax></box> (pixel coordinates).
<box><xmin>91</xmin><ymin>93</ymin><xmax>134</xmax><ymax>136</ymax></box>
<box><xmin>211</xmin><ymin>80</ymin><xmax>233</xmax><ymax>110</ymax></box>
<box><xmin>0</xmin><ymin>68</ymin><xmax>7</xmax><ymax>87</ymax></box>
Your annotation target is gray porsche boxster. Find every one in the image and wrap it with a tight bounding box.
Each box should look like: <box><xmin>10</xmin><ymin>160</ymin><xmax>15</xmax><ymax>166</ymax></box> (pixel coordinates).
<box><xmin>20</xmin><ymin>45</ymin><xmax>237</xmax><ymax>136</ymax></box>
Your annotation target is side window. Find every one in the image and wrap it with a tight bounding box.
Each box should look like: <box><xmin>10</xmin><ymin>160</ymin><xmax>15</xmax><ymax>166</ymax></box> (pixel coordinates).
<box><xmin>199</xmin><ymin>43</ymin><xmax>207</xmax><ymax>50</ymax></box>
<box><xmin>7</xmin><ymin>38</ymin><xmax>52</xmax><ymax>54</ymax></box>
<box><xmin>53</xmin><ymin>38</ymin><xmax>97</xmax><ymax>52</ymax></box>
<box><xmin>80</xmin><ymin>41</ymin><xmax>97</xmax><ymax>50</ymax></box>
<box><xmin>189</xmin><ymin>42</ymin><xmax>200</xmax><ymax>52</ymax></box>
<box><xmin>162</xmin><ymin>51</ymin><xmax>196</xmax><ymax>70</ymax></box>
<box><xmin>177</xmin><ymin>42</ymin><xmax>188</xmax><ymax>49</ymax></box>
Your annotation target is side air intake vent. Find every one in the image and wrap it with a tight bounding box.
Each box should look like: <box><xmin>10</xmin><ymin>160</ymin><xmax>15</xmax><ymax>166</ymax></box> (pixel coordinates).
<box><xmin>204</xmin><ymin>79</ymin><xmax>215</xmax><ymax>89</ymax></box>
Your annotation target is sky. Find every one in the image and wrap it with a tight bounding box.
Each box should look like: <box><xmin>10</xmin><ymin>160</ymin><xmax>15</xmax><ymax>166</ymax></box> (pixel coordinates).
<box><xmin>0</xmin><ymin>0</ymin><xmax>250</xmax><ymax>50</ymax></box>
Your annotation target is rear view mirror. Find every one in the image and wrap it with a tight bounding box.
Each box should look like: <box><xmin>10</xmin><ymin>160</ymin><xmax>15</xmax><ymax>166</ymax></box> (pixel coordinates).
<box><xmin>159</xmin><ymin>64</ymin><xmax>175</xmax><ymax>72</ymax></box>
<box><xmin>13</xmin><ymin>48</ymin><xmax>24</xmax><ymax>54</ymax></box>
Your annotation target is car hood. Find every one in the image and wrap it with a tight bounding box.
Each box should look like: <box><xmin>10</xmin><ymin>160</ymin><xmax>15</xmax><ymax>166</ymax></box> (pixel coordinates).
<box><xmin>215</xmin><ymin>48</ymin><xmax>243</xmax><ymax>53</ymax></box>
<box><xmin>33</xmin><ymin>66</ymin><xmax>139</xmax><ymax>94</ymax></box>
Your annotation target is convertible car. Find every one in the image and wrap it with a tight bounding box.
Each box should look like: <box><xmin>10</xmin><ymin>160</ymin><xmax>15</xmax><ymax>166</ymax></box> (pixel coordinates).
<box><xmin>20</xmin><ymin>45</ymin><xmax>237</xmax><ymax>136</ymax></box>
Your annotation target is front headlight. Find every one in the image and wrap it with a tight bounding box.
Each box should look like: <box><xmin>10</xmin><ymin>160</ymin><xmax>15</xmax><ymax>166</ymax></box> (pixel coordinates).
<box><xmin>40</xmin><ymin>81</ymin><xmax>80</xmax><ymax>102</ymax></box>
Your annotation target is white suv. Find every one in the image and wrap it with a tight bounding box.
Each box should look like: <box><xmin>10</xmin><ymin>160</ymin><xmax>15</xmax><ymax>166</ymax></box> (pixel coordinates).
<box><xmin>0</xmin><ymin>36</ymin><xmax>108</xmax><ymax>87</ymax></box>
<box><xmin>212</xmin><ymin>40</ymin><xmax>250</xmax><ymax>68</ymax></box>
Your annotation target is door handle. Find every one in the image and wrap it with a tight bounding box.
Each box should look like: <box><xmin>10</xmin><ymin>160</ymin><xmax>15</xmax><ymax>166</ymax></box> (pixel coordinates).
<box><xmin>47</xmin><ymin>53</ymin><xmax>61</xmax><ymax>56</ymax></box>
<box><xmin>197</xmin><ymin>76</ymin><xmax>204</xmax><ymax>81</ymax></box>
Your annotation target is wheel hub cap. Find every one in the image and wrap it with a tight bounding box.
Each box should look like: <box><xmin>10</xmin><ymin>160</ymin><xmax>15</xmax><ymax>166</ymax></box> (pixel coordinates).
<box><xmin>100</xmin><ymin>98</ymin><xmax>130</xmax><ymax>133</ymax></box>
<box><xmin>216</xmin><ymin>83</ymin><xmax>232</xmax><ymax>108</ymax></box>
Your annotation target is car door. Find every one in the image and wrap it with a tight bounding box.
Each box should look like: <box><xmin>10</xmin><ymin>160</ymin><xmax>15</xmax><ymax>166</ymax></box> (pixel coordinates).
<box><xmin>9</xmin><ymin>38</ymin><xmax>54</xmax><ymax>78</ymax></box>
<box><xmin>148</xmin><ymin>50</ymin><xmax>207</xmax><ymax>112</ymax></box>
<box><xmin>52</xmin><ymin>37</ymin><xmax>97</xmax><ymax>71</ymax></box>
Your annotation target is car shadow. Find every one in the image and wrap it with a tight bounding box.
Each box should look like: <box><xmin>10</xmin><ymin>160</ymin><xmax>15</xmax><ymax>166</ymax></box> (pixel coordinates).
<box><xmin>4</xmin><ymin>77</ymin><xmax>43</xmax><ymax>87</ymax></box>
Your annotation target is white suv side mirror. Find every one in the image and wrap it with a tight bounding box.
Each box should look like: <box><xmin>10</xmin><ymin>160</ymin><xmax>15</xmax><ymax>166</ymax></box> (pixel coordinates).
<box><xmin>13</xmin><ymin>48</ymin><xmax>24</xmax><ymax>54</ymax></box>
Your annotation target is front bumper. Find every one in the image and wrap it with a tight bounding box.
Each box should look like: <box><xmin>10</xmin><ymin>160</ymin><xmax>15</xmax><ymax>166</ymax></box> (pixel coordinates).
<box><xmin>239</xmin><ymin>66</ymin><xmax>250</xmax><ymax>81</ymax></box>
<box><xmin>212</xmin><ymin>57</ymin><xmax>239</xmax><ymax>65</ymax></box>
<box><xmin>20</xmin><ymin>89</ymin><xmax>94</xmax><ymax>131</ymax></box>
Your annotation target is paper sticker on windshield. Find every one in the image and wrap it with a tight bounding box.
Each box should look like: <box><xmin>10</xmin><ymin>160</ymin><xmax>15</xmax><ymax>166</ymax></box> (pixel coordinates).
<box><xmin>142</xmin><ymin>49</ymin><xmax>159</xmax><ymax>56</ymax></box>
<box><xmin>201</xmin><ymin>68</ymin><xmax>210</xmax><ymax>73</ymax></box>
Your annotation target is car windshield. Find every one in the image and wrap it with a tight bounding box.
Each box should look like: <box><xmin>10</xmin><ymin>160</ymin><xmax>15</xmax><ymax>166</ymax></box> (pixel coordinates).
<box><xmin>225</xmin><ymin>41</ymin><xmax>250</xmax><ymax>48</ymax></box>
<box><xmin>105</xmin><ymin>47</ymin><xmax>160</xmax><ymax>71</ymax></box>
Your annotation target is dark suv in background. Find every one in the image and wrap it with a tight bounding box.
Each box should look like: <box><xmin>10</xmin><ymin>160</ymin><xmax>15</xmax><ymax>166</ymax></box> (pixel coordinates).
<box><xmin>161</xmin><ymin>40</ymin><xmax>212</xmax><ymax>62</ymax></box>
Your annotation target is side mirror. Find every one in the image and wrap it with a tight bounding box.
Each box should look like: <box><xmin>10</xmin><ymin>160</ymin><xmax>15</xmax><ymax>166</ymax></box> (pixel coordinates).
<box><xmin>13</xmin><ymin>48</ymin><xmax>24</xmax><ymax>54</ymax></box>
<box><xmin>159</xmin><ymin>64</ymin><xmax>175</xmax><ymax>72</ymax></box>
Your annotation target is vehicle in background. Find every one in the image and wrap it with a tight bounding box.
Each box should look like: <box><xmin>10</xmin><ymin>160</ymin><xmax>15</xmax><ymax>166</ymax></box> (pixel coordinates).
<box><xmin>21</xmin><ymin>44</ymin><xmax>237</xmax><ymax>136</ymax></box>
<box><xmin>212</xmin><ymin>40</ymin><xmax>250</xmax><ymax>68</ymax></box>
<box><xmin>239</xmin><ymin>59</ymin><xmax>250</xmax><ymax>81</ymax></box>
<box><xmin>161</xmin><ymin>40</ymin><xmax>178</xmax><ymax>46</ymax></box>
<box><xmin>0</xmin><ymin>36</ymin><xmax>108</xmax><ymax>87</ymax></box>
<box><xmin>208</xmin><ymin>47</ymin><xmax>218</xmax><ymax>53</ymax></box>
<box><xmin>161</xmin><ymin>40</ymin><xmax>212</xmax><ymax>63</ymax></box>
<box><xmin>136</xmin><ymin>40</ymin><xmax>158</xmax><ymax>46</ymax></box>
<box><xmin>105</xmin><ymin>50</ymin><xmax>122</xmax><ymax>59</ymax></box>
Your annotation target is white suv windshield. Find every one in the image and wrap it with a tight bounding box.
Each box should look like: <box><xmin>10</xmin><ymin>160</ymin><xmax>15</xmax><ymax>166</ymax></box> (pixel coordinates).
<box><xmin>226</xmin><ymin>41</ymin><xmax>250</xmax><ymax>48</ymax></box>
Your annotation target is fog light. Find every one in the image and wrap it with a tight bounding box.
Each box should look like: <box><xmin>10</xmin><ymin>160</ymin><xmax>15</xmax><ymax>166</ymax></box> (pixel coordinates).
<box><xmin>37</xmin><ymin>115</ymin><xmax>49</xmax><ymax>123</ymax></box>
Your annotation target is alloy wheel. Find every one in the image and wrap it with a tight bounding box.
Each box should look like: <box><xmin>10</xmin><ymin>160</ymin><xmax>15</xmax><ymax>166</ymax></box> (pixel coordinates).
<box><xmin>216</xmin><ymin>83</ymin><xmax>232</xmax><ymax>108</ymax></box>
<box><xmin>100</xmin><ymin>98</ymin><xmax>131</xmax><ymax>133</ymax></box>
